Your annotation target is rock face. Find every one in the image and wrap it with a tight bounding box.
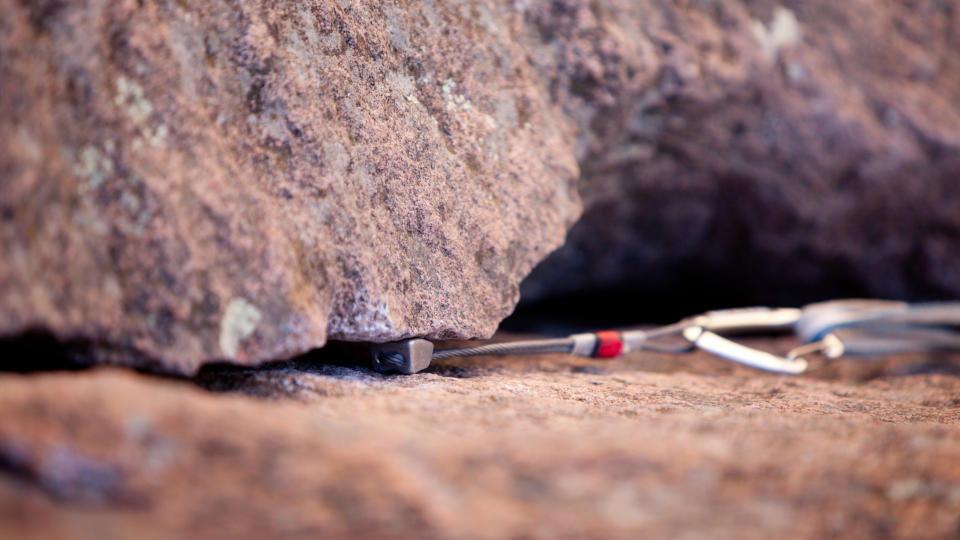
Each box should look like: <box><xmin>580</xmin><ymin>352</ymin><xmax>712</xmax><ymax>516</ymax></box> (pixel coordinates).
<box><xmin>1</xmin><ymin>343</ymin><xmax>959</xmax><ymax>539</ymax></box>
<box><xmin>4</xmin><ymin>1</ymin><xmax>960</xmax><ymax>373</ymax></box>
<box><xmin>519</xmin><ymin>1</ymin><xmax>960</xmax><ymax>308</ymax></box>
<box><xmin>0</xmin><ymin>1</ymin><xmax>581</xmax><ymax>373</ymax></box>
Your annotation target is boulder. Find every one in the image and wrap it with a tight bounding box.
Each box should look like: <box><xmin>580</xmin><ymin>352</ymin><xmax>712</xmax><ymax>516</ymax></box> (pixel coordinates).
<box><xmin>0</xmin><ymin>0</ymin><xmax>581</xmax><ymax>373</ymax></box>
<box><xmin>520</xmin><ymin>1</ymin><xmax>960</xmax><ymax>311</ymax></box>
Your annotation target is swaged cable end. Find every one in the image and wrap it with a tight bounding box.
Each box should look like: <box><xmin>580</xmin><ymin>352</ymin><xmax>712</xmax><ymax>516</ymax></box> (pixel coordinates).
<box><xmin>370</xmin><ymin>339</ymin><xmax>434</xmax><ymax>374</ymax></box>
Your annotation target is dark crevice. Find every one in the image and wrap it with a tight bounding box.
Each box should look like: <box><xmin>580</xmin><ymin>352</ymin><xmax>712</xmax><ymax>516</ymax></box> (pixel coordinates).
<box><xmin>0</xmin><ymin>329</ymin><xmax>188</xmax><ymax>377</ymax></box>
<box><xmin>503</xmin><ymin>268</ymin><xmax>875</xmax><ymax>336</ymax></box>
<box><xmin>0</xmin><ymin>330</ymin><xmax>95</xmax><ymax>373</ymax></box>
<box><xmin>193</xmin><ymin>341</ymin><xmax>377</xmax><ymax>395</ymax></box>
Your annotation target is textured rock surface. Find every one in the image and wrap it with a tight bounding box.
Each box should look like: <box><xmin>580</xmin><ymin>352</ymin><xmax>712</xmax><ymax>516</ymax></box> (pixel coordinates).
<box><xmin>4</xmin><ymin>1</ymin><xmax>960</xmax><ymax>374</ymax></box>
<box><xmin>520</xmin><ymin>1</ymin><xmax>960</xmax><ymax>307</ymax></box>
<box><xmin>0</xmin><ymin>0</ymin><xmax>581</xmax><ymax>373</ymax></box>
<box><xmin>1</xmin><ymin>340</ymin><xmax>959</xmax><ymax>539</ymax></box>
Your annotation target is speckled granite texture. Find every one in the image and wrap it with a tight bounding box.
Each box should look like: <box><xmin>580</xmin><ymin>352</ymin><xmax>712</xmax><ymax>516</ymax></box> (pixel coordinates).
<box><xmin>0</xmin><ymin>0</ymin><xmax>581</xmax><ymax>373</ymax></box>
<box><xmin>3</xmin><ymin>1</ymin><xmax>960</xmax><ymax>373</ymax></box>
<box><xmin>1</xmin><ymin>339</ymin><xmax>959</xmax><ymax>539</ymax></box>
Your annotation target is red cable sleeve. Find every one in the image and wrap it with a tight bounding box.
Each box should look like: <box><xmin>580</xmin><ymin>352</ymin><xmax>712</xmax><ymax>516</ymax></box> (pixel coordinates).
<box><xmin>593</xmin><ymin>331</ymin><xmax>623</xmax><ymax>359</ymax></box>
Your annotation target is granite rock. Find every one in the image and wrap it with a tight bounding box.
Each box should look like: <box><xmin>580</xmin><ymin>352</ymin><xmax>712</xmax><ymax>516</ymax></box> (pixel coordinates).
<box><xmin>1</xmin><ymin>340</ymin><xmax>959</xmax><ymax>539</ymax></box>
<box><xmin>0</xmin><ymin>0</ymin><xmax>581</xmax><ymax>373</ymax></box>
<box><xmin>519</xmin><ymin>1</ymin><xmax>960</xmax><ymax>308</ymax></box>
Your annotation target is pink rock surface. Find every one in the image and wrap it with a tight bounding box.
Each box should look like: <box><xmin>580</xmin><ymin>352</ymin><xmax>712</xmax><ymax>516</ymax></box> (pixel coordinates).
<box><xmin>1</xmin><ymin>339</ymin><xmax>959</xmax><ymax>539</ymax></box>
<box><xmin>0</xmin><ymin>1</ymin><xmax>581</xmax><ymax>373</ymax></box>
<box><xmin>520</xmin><ymin>1</ymin><xmax>960</xmax><ymax>307</ymax></box>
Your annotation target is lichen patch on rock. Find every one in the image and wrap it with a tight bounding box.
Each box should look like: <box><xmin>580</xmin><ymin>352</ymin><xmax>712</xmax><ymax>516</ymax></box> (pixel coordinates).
<box><xmin>218</xmin><ymin>297</ymin><xmax>262</xmax><ymax>358</ymax></box>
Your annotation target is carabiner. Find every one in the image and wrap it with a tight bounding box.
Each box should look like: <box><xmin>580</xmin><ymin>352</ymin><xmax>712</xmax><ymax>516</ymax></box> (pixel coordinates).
<box><xmin>682</xmin><ymin>326</ymin><xmax>808</xmax><ymax>374</ymax></box>
<box><xmin>680</xmin><ymin>307</ymin><xmax>809</xmax><ymax>374</ymax></box>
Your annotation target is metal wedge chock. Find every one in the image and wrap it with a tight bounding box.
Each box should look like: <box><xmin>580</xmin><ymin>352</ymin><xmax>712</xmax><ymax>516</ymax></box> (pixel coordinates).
<box><xmin>370</xmin><ymin>338</ymin><xmax>434</xmax><ymax>374</ymax></box>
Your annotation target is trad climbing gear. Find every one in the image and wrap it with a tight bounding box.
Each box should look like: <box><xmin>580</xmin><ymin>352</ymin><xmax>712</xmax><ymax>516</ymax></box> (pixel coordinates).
<box><xmin>370</xmin><ymin>300</ymin><xmax>960</xmax><ymax>375</ymax></box>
